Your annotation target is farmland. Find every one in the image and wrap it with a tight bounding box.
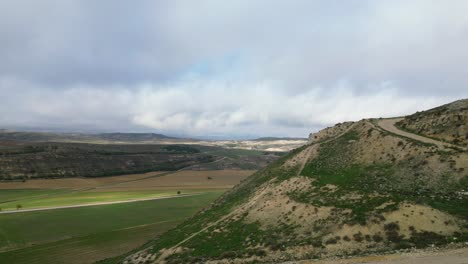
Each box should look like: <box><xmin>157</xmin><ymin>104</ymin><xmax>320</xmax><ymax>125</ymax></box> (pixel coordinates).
<box><xmin>0</xmin><ymin>193</ymin><xmax>222</xmax><ymax>264</ymax></box>
<box><xmin>0</xmin><ymin>169</ymin><xmax>254</xmax><ymax>263</ymax></box>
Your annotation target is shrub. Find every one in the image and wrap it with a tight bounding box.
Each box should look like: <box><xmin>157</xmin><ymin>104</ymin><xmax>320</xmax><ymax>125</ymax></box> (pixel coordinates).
<box><xmin>384</xmin><ymin>222</ymin><xmax>400</xmax><ymax>231</ymax></box>
<box><xmin>269</xmin><ymin>243</ymin><xmax>282</xmax><ymax>251</ymax></box>
<box><xmin>386</xmin><ymin>230</ymin><xmax>403</xmax><ymax>243</ymax></box>
<box><xmin>254</xmin><ymin>249</ymin><xmax>266</xmax><ymax>257</ymax></box>
<box><xmin>353</xmin><ymin>232</ymin><xmax>364</xmax><ymax>242</ymax></box>
<box><xmin>373</xmin><ymin>234</ymin><xmax>383</xmax><ymax>242</ymax></box>
<box><xmin>220</xmin><ymin>251</ymin><xmax>237</xmax><ymax>258</ymax></box>
<box><xmin>409</xmin><ymin>231</ymin><xmax>447</xmax><ymax>248</ymax></box>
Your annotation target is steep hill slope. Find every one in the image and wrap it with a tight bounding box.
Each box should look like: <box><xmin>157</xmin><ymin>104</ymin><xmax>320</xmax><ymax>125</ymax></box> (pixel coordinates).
<box><xmin>103</xmin><ymin>101</ymin><xmax>467</xmax><ymax>264</ymax></box>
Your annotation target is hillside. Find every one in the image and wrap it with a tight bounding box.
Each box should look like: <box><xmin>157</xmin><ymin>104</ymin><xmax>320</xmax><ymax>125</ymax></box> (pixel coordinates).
<box><xmin>105</xmin><ymin>101</ymin><xmax>467</xmax><ymax>264</ymax></box>
<box><xmin>396</xmin><ymin>99</ymin><xmax>467</xmax><ymax>147</ymax></box>
<box><xmin>0</xmin><ymin>143</ymin><xmax>280</xmax><ymax>180</ymax></box>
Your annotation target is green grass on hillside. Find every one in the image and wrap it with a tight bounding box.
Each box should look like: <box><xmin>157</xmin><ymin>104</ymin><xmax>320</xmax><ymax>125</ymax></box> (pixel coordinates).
<box><xmin>297</xmin><ymin>129</ymin><xmax>468</xmax><ymax>224</ymax></box>
<box><xmin>0</xmin><ymin>192</ymin><xmax>223</xmax><ymax>264</ymax></box>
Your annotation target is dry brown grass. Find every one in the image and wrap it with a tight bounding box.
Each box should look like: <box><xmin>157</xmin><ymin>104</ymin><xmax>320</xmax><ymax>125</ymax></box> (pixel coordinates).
<box><xmin>0</xmin><ymin>172</ymin><xmax>167</xmax><ymax>190</ymax></box>
<box><xmin>0</xmin><ymin>170</ymin><xmax>255</xmax><ymax>191</ymax></box>
<box><xmin>95</xmin><ymin>170</ymin><xmax>255</xmax><ymax>191</ymax></box>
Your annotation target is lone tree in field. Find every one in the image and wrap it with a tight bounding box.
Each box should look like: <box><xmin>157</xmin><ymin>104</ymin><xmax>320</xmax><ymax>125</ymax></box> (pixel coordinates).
<box><xmin>16</xmin><ymin>204</ymin><xmax>22</xmax><ymax>210</ymax></box>
<box><xmin>177</xmin><ymin>191</ymin><xmax>181</xmax><ymax>195</ymax></box>
<box><xmin>207</xmin><ymin>176</ymin><xmax>213</xmax><ymax>180</ymax></box>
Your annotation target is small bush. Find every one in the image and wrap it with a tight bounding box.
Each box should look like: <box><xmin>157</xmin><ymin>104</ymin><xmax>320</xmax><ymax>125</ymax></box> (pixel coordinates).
<box><xmin>254</xmin><ymin>249</ymin><xmax>266</xmax><ymax>257</ymax></box>
<box><xmin>373</xmin><ymin>234</ymin><xmax>384</xmax><ymax>242</ymax></box>
<box><xmin>384</xmin><ymin>222</ymin><xmax>400</xmax><ymax>231</ymax></box>
<box><xmin>353</xmin><ymin>232</ymin><xmax>364</xmax><ymax>242</ymax></box>
<box><xmin>386</xmin><ymin>230</ymin><xmax>403</xmax><ymax>243</ymax></box>
<box><xmin>220</xmin><ymin>251</ymin><xmax>238</xmax><ymax>258</ymax></box>
<box><xmin>269</xmin><ymin>243</ymin><xmax>282</xmax><ymax>251</ymax></box>
<box><xmin>365</xmin><ymin>234</ymin><xmax>372</xmax><ymax>242</ymax></box>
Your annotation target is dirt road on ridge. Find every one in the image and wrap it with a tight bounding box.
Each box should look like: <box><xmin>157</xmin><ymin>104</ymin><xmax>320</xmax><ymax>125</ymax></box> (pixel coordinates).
<box><xmin>377</xmin><ymin>118</ymin><xmax>466</xmax><ymax>151</ymax></box>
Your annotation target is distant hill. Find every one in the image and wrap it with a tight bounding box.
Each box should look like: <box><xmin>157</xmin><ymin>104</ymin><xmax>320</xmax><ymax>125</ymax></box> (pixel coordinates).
<box><xmin>105</xmin><ymin>99</ymin><xmax>468</xmax><ymax>264</ymax></box>
<box><xmin>0</xmin><ymin>142</ymin><xmax>283</xmax><ymax>180</ymax></box>
<box><xmin>94</xmin><ymin>132</ymin><xmax>176</xmax><ymax>142</ymax></box>
<box><xmin>0</xmin><ymin>130</ymin><xmax>180</xmax><ymax>144</ymax></box>
<box><xmin>252</xmin><ymin>137</ymin><xmax>308</xmax><ymax>141</ymax></box>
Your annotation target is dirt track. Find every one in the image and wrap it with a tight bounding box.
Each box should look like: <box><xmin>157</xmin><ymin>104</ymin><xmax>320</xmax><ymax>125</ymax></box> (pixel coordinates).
<box><xmin>377</xmin><ymin>118</ymin><xmax>465</xmax><ymax>150</ymax></box>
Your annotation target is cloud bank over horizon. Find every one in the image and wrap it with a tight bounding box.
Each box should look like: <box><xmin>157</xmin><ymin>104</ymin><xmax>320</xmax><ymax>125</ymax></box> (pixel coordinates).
<box><xmin>1</xmin><ymin>1</ymin><xmax>467</xmax><ymax>138</ymax></box>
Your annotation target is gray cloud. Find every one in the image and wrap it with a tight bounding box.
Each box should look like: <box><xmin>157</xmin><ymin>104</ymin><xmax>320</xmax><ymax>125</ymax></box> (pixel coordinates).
<box><xmin>0</xmin><ymin>0</ymin><xmax>467</xmax><ymax>137</ymax></box>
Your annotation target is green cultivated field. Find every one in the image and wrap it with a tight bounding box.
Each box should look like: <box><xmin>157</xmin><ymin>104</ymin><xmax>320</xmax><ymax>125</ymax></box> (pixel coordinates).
<box><xmin>0</xmin><ymin>192</ymin><xmax>223</xmax><ymax>264</ymax></box>
<box><xmin>0</xmin><ymin>189</ymin><xmax>202</xmax><ymax>211</ymax></box>
<box><xmin>0</xmin><ymin>189</ymin><xmax>67</xmax><ymax>205</ymax></box>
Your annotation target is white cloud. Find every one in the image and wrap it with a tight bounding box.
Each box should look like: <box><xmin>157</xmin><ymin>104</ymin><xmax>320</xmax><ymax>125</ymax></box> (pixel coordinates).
<box><xmin>0</xmin><ymin>1</ymin><xmax>467</xmax><ymax>137</ymax></box>
<box><xmin>0</xmin><ymin>75</ymin><xmax>460</xmax><ymax>137</ymax></box>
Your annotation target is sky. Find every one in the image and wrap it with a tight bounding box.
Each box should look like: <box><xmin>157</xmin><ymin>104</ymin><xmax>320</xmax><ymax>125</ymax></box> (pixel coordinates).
<box><xmin>1</xmin><ymin>0</ymin><xmax>467</xmax><ymax>138</ymax></box>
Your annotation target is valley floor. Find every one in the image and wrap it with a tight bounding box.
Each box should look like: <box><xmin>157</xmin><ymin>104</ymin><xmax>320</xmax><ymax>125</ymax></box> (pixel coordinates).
<box><xmin>0</xmin><ymin>169</ymin><xmax>255</xmax><ymax>263</ymax></box>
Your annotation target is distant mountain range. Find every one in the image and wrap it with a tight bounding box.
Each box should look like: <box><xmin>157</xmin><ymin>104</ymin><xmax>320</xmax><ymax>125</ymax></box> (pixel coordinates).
<box><xmin>0</xmin><ymin>130</ymin><xmax>182</xmax><ymax>144</ymax></box>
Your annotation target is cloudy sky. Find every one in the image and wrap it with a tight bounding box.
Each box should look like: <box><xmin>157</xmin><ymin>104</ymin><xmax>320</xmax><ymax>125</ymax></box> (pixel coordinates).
<box><xmin>1</xmin><ymin>1</ymin><xmax>467</xmax><ymax>138</ymax></box>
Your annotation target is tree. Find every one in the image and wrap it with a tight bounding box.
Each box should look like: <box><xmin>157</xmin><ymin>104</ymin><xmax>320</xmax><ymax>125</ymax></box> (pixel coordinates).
<box><xmin>16</xmin><ymin>204</ymin><xmax>22</xmax><ymax>210</ymax></box>
<box><xmin>177</xmin><ymin>191</ymin><xmax>181</xmax><ymax>195</ymax></box>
